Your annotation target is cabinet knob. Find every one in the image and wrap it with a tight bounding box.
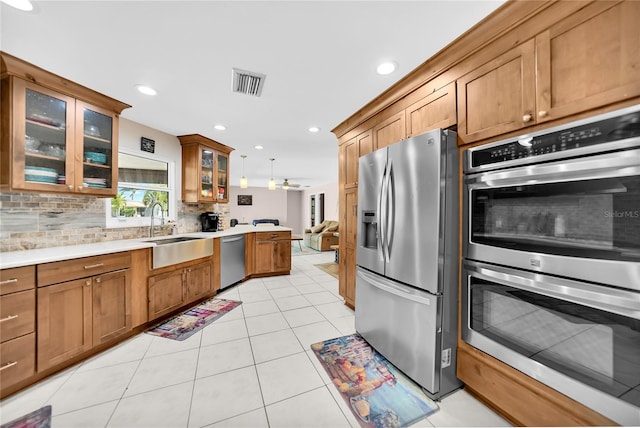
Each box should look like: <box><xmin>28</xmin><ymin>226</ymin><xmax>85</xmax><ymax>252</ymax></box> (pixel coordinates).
<box><xmin>86</xmin><ymin>280</ymin><xmax>91</xmax><ymax>286</ymax></box>
<box><xmin>522</xmin><ymin>114</ymin><xmax>532</xmax><ymax>122</ymax></box>
<box><xmin>77</xmin><ymin>186</ymin><xmax>83</xmax><ymax>191</ymax></box>
<box><xmin>68</xmin><ymin>185</ymin><xmax>73</xmax><ymax>190</ymax></box>
<box><xmin>538</xmin><ymin>110</ymin><xmax>548</xmax><ymax>118</ymax></box>
<box><xmin>95</xmin><ymin>277</ymin><xmax>101</xmax><ymax>283</ymax></box>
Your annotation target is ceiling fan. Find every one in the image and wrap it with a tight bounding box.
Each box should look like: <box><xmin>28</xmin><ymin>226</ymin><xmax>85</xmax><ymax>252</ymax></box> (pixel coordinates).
<box><xmin>278</xmin><ymin>178</ymin><xmax>301</xmax><ymax>189</ymax></box>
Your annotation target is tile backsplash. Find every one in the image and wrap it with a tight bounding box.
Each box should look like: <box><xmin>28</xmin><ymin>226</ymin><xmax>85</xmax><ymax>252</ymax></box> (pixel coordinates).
<box><xmin>0</xmin><ymin>192</ymin><xmax>230</xmax><ymax>252</ymax></box>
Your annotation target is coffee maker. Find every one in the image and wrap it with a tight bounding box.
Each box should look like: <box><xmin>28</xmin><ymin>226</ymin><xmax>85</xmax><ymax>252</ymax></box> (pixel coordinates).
<box><xmin>200</xmin><ymin>212</ymin><xmax>219</xmax><ymax>232</ymax></box>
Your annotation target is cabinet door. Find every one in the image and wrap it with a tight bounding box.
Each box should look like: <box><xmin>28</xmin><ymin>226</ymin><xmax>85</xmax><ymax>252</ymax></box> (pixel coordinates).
<box><xmin>344</xmin><ymin>130</ymin><xmax>373</xmax><ymax>189</ymax></box>
<box><xmin>11</xmin><ymin>79</ymin><xmax>76</xmax><ymax>193</ymax></box>
<box><xmin>215</xmin><ymin>152</ymin><xmax>229</xmax><ymax>203</ymax></box>
<box><xmin>406</xmin><ymin>82</ymin><xmax>456</xmax><ymax>137</ymax></box>
<box><xmin>199</xmin><ymin>146</ymin><xmax>216</xmax><ymax>202</ymax></box>
<box><xmin>92</xmin><ymin>269</ymin><xmax>131</xmax><ymax>346</ymax></box>
<box><xmin>148</xmin><ymin>269</ymin><xmax>186</xmax><ymax>321</ymax></box>
<box><xmin>536</xmin><ymin>1</ymin><xmax>640</xmax><ymax>124</ymax></box>
<box><xmin>185</xmin><ymin>261</ymin><xmax>212</xmax><ymax>302</ymax></box>
<box><xmin>339</xmin><ymin>188</ymin><xmax>358</xmax><ymax>307</ymax></box>
<box><xmin>75</xmin><ymin>101</ymin><xmax>118</xmax><ymax>196</ymax></box>
<box><xmin>254</xmin><ymin>241</ymin><xmax>274</xmax><ymax>274</ymax></box>
<box><xmin>457</xmin><ymin>39</ymin><xmax>536</xmax><ymax>143</ymax></box>
<box><xmin>373</xmin><ymin>110</ymin><xmax>406</xmax><ymax>149</ymax></box>
<box><xmin>37</xmin><ymin>278</ymin><xmax>92</xmax><ymax>371</ymax></box>
<box><xmin>273</xmin><ymin>240</ymin><xmax>292</xmax><ymax>273</ymax></box>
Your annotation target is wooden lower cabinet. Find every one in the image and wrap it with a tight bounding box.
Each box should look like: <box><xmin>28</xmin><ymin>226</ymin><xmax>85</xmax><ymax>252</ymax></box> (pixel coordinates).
<box><xmin>457</xmin><ymin>343</ymin><xmax>615</xmax><ymax>426</ymax></box>
<box><xmin>148</xmin><ymin>269</ymin><xmax>187</xmax><ymax>321</ymax></box>
<box><xmin>37</xmin><ymin>278</ymin><xmax>93</xmax><ymax>371</ymax></box>
<box><xmin>185</xmin><ymin>261</ymin><xmax>212</xmax><ymax>302</ymax></box>
<box><xmin>147</xmin><ymin>259</ymin><xmax>213</xmax><ymax>321</ymax></box>
<box><xmin>254</xmin><ymin>231</ymin><xmax>291</xmax><ymax>275</ymax></box>
<box><xmin>339</xmin><ymin>188</ymin><xmax>358</xmax><ymax>308</ymax></box>
<box><xmin>0</xmin><ymin>333</ymin><xmax>35</xmax><ymax>391</ymax></box>
<box><xmin>92</xmin><ymin>269</ymin><xmax>132</xmax><ymax>346</ymax></box>
<box><xmin>0</xmin><ymin>265</ymin><xmax>36</xmax><ymax>393</ymax></box>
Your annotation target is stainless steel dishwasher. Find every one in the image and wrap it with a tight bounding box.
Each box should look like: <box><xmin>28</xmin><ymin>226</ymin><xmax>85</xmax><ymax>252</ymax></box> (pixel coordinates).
<box><xmin>220</xmin><ymin>234</ymin><xmax>245</xmax><ymax>289</ymax></box>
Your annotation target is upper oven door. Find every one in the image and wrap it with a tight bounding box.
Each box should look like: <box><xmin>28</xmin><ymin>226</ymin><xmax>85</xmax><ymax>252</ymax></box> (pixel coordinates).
<box><xmin>463</xmin><ymin>148</ymin><xmax>640</xmax><ymax>291</ymax></box>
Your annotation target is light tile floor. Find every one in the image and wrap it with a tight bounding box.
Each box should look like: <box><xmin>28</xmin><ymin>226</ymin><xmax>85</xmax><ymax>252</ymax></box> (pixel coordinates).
<box><xmin>0</xmin><ymin>249</ymin><xmax>511</xmax><ymax>428</ymax></box>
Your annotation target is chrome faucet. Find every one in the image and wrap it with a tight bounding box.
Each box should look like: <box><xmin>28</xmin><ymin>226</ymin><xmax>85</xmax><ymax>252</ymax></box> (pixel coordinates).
<box><xmin>149</xmin><ymin>202</ymin><xmax>165</xmax><ymax>237</ymax></box>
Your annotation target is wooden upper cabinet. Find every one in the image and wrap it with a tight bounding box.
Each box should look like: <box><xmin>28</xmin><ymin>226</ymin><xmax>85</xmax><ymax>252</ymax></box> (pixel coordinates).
<box><xmin>406</xmin><ymin>82</ymin><xmax>456</xmax><ymax>137</ymax></box>
<box><xmin>535</xmin><ymin>1</ymin><xmax>640</xmax><ymax>124</ymax></box>
<box><xmin>178</xmin><ymin>134</ymin><xmax>234</xmax><ymax>203</ymax></box>
<box><xmin>0</xmin><ymin>53</ymin><xmax>130</xmax><ymax>197</ymax></box>
<box><xmin>373</xmin><ymin>110</ymin><xmax>406</xmax><ymax>149</ymax></box>
<box><xmin>343</xmin><ymin>129</ymin><xmax>372</xmax><ymax>189</ymax></box>
<box><xmin>457</xmin><ymin>39</ymin><xmax>536</xmax><ymax>143</ymax></box>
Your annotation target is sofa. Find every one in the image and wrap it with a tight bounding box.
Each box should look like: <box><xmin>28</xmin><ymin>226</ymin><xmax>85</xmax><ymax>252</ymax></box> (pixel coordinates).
<box><xmin>303</xmin><ymin>220</ymin><xmax>339</xmax><ymax>251</ymax></box>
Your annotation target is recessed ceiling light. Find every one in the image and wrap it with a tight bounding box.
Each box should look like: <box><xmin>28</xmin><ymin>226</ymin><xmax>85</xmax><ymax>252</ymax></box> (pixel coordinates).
<box><xmin>254</xmin><ymin>145</ymin><xmax>264</xmax><ymax>150</ymax></box>
<box><xmin>308</xmin><ymin>126</ymin><xmax>320</xmax><ymax>133</ymax></box>
<box><xmin>135</xmin><ymin>85</ymin><xmax>157</xmax><ymax>96</ymax></box>
<box><xmin>214</xmin><ymin>124</ymin><xmax>226</xmax><ymax>131</ymax></box>
<box><xmin>1</xmin><ymin>0</ymin><xmax>33</xmax><ymax>11</ymax></box>
<box><xmin>376</xmin><ymin>61</ymin><xmax>398</xmax><ymax>75</ymax></box>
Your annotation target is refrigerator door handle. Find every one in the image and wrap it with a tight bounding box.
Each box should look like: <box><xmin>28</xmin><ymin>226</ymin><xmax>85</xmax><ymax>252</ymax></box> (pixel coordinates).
<box><xmin>377</xmin><ymin>164</ymin><xmax>386</xmax><ymax>262</ymax></box>
<box><xmin>386</xmin><ymin>159</ymin><xmax>395</xmax><ymax>259</ymax></box>
<box><xmin>357</xmin><ymin>268</ymin><xmax>432</xmax><ymax>306</ymax></box>
<box><xmin>379</xmin><ymin>160</ymin><xmax>389</xmax><ymax>262</ymax></box>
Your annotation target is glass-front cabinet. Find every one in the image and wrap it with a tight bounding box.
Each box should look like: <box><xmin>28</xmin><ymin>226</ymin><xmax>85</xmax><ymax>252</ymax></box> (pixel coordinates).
<box><xmin>1</xmin><ymin>52</ymin><xmax>130</xmax><ymax>197</ymax></box>
<box><xmin>178</xmin><ymin>134</ymin><xmax>233</xmax><ymax>204</ymax></box>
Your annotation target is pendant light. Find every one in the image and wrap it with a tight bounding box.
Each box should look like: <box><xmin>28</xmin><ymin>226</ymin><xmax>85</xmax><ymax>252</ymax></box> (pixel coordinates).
<box><xmin>239</xmin><ymin>155</ymin><xmax>248</xmax><ymax>188</ymax></box>
<box><xmin>268</xmin><ymin>158</ymin><xmax>276</xmax><ymax>190</ymax></box>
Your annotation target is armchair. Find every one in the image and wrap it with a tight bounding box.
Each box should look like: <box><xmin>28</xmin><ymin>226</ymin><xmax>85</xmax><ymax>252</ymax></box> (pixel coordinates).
<box><xmin>303</xmin><ymin>220</ymin><xmax>339</xmax><ymax>251</ymax></box>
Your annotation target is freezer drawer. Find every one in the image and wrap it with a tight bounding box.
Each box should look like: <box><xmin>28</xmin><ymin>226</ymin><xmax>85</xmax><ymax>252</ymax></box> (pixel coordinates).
<box><xmin>355</xmin><ymin>267</ymin><xmax>442</xmax><ymax>394</ymax></box>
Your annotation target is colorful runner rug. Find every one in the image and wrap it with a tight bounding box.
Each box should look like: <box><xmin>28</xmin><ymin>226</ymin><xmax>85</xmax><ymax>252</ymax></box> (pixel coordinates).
<box><xmin>0</xmin><ymin>405</ymin><xmax>51</xmax><ymax>428</ymax></box>
<box><xmin>311</xmin><ymin>334</ymin><xmax>439</xmax><ymax>427</ymax></box>
<box><xmin>146</xmin><ymin>298</ymin><xmax>242</xmax><ymax>341</ymax></box>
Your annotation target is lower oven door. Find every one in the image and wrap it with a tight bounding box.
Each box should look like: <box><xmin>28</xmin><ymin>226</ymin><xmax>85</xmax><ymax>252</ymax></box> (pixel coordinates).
<box><xmin>462</xmin><ymin>260</ymin><xmax>640</xmax><ymax>425</ymax></box>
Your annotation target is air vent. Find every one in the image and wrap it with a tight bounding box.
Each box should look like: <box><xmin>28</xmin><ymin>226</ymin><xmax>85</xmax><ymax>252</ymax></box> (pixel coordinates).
<box><xmin>232</xmin><ymin>68</ymin><xmax>266</xmax><ymax>97</ymax></box>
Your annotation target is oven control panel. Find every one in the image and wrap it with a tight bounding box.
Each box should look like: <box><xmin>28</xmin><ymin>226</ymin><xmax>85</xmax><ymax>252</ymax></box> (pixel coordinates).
<box><xmin>469</xmin><ymin>107</ymin><xmax>640</xmax><ymax>169</ymax></box>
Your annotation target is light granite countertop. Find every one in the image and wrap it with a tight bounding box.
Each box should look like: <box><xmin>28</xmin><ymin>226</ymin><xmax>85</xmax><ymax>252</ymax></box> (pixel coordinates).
<box><xmin>0</xmin><ymin>225</ymin><xmax>292</xmax><ymax>269</ymax></box>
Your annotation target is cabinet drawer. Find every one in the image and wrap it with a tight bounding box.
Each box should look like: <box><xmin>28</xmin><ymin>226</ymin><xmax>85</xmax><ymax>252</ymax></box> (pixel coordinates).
<box><xmin>255</xmin><ymin>231</ymin><xmax>290</xmax><ymax>241</ymax></box>
<box><xmin>0</xmin><ymin>333</ymin><xmax>35</xmax><ymax>389</ymax></box>
<box><xmin>0</xmin><ymin>290</ymin><xmax>35</xmax><ymax>343</ymax></box>
<box><xmin>0</xmin><ymin>266</ymin><xmax>36</xmax><ymax>295</ymax></box>
<box><xmin>38</xmin><ymin>252</ymin><xmax>131</xmax><ymax>287</ymax></box>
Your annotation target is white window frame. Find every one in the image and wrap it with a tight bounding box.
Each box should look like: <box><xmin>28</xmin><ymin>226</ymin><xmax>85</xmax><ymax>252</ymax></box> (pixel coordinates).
<box><xmin>105</xmin><ymin>148</ymin><xmax>176</xmax><ymax>229</ymax></box>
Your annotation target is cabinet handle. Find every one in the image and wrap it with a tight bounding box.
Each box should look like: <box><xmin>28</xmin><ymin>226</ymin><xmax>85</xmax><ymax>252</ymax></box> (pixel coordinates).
<box><xmin>84</xmin><ymin>263</ymin><xmax>104</xmax><ymax>270</ymax></box>
<box><xmin>0</xmin><ymin>361</ymin><xmax>17</xmax><ymax>372</ymax></box>
<box><xmin>0</xmin><ymin>278</ymin><xmax>18</xmax><ymax>285</ymax></box>
<box><xmin>538</xmin><ymin>110</ymin><xmax>548</xmax><ymax>118</ymax></box>
<box><xmin>0</xmin><ymin>314</ymin><xmax>18</xmax><ymax>323</ymax></box>
<box><xmin>522</xmin><ymin>114</ymin><xmax>532</xmax><ymax>122</ymax></box>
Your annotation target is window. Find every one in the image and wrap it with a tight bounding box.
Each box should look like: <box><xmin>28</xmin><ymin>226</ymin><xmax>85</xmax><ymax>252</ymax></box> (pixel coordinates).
<box><xmin>105</xmin><ymin>151</ymin><xmax>176</xmax><ymax>228</ymax></box>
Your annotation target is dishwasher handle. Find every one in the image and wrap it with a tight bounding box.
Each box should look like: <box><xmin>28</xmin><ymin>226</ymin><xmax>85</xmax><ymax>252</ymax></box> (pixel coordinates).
<box><xmin>221</xmin><ymin>236</ymin><xmax>245</xmax><ymax>243</ymax></box>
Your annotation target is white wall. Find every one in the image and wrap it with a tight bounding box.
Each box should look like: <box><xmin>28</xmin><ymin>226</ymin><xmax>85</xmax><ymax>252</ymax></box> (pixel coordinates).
<box><xmin>228</xmin><ymin>186</ymin><xmax>288</xmax><ymax>226</ymax></box>
<box><xmin>301</xmin><ymin>181</ymin><xmax>339</xmax><ymax>230</ymax></box>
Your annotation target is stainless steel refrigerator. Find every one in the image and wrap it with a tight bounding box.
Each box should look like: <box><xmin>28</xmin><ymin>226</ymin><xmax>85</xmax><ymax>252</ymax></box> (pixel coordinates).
<box><xmin>355</xmin><ymin>128</ymin><xmax>462</xmax><ymax>400</ymax></box>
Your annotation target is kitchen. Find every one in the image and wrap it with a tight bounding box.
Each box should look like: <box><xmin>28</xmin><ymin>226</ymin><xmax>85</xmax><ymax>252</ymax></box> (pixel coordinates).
<box><xmin>2</xmin><ymin>0</ymin><xmax>640</xmax><ymax>427</ymax></box>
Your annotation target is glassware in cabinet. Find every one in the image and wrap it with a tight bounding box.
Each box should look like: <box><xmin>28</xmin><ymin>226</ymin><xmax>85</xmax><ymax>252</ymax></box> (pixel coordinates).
<box><xmin>79</xmin><ymin>105</ymin><xmax>115</xmax><ymax>192</ymax></box>
<box><xmin>200</xmin><ymin>147</ymin><xmax>214</xmax><ymax>200</ymax></box>
<box><xmin>216</xmin><ymin>152</ymin><xmax>228</xmax><ymax>201</ymax></box>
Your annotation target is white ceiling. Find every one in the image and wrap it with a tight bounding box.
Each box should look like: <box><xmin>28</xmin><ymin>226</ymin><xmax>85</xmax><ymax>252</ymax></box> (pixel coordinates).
<box><xmin>1</xmin><ymin>0</ymin><xmax>505</xmax><ymax>190</ymax></box>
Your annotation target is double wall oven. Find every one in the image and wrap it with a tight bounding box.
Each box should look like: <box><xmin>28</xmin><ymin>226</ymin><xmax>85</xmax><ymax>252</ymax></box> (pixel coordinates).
<box><xmin>462</xmin><ymin>105</ymin><xmax>640</xmax><ymax>425</ymax></box>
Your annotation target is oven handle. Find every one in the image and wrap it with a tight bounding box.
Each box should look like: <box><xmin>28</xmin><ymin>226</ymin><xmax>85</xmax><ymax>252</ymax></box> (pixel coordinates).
<box><xmin>466</xmin><ymin>148</ymin><xmax>640</xmax><ymax>188</ymax></box>
<box><xmin>465</xmin><ymin>260</ymin><xmax>640</xmax><ymax>320</ymax></box>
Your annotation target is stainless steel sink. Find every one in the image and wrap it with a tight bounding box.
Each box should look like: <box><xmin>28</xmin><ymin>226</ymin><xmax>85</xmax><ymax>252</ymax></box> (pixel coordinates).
<box><xmin>145</xmin><ymin>236</ymin><xmax>202</xmax><ymax>245</ymax></box>
<box><xmin>144</xmin><ymin>236</ymin><xmax>213</xmax><ymax>269</ymax></box>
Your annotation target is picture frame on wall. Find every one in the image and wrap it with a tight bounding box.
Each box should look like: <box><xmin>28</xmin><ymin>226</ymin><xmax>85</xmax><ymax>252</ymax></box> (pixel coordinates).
<box><xmin>238</xmin><ymin>194</ymin><xmax>252</xmax><ymax>206</ymax></box>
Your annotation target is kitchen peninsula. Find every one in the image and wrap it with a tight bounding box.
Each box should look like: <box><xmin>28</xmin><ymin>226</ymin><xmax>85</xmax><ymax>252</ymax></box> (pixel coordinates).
<box><xmin>0</xmin><ymin>225</ymin><xmax>291</xmax><ymax>399</ymax></box>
